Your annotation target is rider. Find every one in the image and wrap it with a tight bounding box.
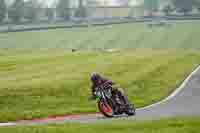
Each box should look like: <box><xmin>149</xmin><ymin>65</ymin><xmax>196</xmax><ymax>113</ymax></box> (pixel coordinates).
<box><xmin>90</xmin><ymin>72</ymin><xmax>130</xmax><ymax>109</ymax></box>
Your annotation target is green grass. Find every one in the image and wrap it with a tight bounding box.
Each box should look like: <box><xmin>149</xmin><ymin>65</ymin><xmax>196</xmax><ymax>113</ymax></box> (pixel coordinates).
<box><xmin>0</xmin><ymin>50</ymin><xmax>200</xmax><ymax>122</ymax></box>
<box><xmin>0</xmin><ymin>21</ymin><xmax>200</xmax><ymax>122</ymax></box>
<box><xmin>0</xmin><ymin>21</ymin><xmax>200</xmax><ymax>50</ymax></box>
<box><xmin>1</xmin><ymin>118</ymin><xmax>200</xmax><ymax>133</ymax></box>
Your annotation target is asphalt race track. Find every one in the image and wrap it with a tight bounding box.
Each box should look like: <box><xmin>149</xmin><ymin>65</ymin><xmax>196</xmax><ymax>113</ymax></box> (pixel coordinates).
<box><xmin>0</xmin><ymin>65</ymin><xmax>200</xmax><ymax>126</ymax></box>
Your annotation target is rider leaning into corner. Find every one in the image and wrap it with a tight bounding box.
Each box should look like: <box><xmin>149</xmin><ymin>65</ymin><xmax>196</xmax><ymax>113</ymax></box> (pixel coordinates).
<box><xmin>90</xmin><ymin>72</ymin><xmax>133</xmax><ymax>114</ymax></box>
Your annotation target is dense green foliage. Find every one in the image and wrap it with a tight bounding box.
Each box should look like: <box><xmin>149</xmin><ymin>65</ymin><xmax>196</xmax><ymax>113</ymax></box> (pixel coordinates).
<box><xmin>8</xmin><ymin>0</ymin><xmax>24</xmax><ymax>23</ymax></box>
<box><xmin>56</xmin><ymin>0</ymin><xmax>71</xmax><ymax>20</ymax></box>
<box><xmin>168</xmin><ymin>0</ymin><xmax>200</xmax><ymax>14</ymax></box>
<box><xmin>0</xmin><ymin>0</ymin><xmax>6</xmax><ymax>22</ymax></box>
<box><xmin>162</xmin><ymin>5</ymin><xmax>174</xmax><ymax>15</ymax></box>
<box><xmin>23</xmin><ymin>0</ymin><xmax>40</xmax><ymax>22</ymax></box>
<box><xmin>75</xmin><ymin>0</ymin><xmax>87</xmax><ymax>18</ymax></box>
<box><xmin>173</xmin><ymin>0</ymin><xmax>193</xmax><ymax>14</ymax></box>
<box><xmin>46</xmin><ymin>8</ymin><xmax>54</xmax><ymax>21</ymax></box>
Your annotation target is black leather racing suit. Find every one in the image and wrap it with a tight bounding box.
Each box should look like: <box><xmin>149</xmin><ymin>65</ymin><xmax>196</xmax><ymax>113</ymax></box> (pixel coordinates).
<box><xmin>90</xmin><ymin>76</ymin><xmax>129</xmax><ymax>107</ymax></box>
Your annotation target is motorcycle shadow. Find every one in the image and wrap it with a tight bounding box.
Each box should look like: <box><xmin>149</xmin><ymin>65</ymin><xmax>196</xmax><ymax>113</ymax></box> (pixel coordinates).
<box><xmin>98</xmin><ymin>114</ymin><xmax>135</xmax><ymax>120</ymax></box>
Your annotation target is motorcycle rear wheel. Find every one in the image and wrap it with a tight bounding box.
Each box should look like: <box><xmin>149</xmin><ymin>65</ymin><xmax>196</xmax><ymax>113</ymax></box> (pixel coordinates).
<box><xmin>125</xmin><ymin>104</ymin><xmax>136</xmax><ymax>116</ymax></box>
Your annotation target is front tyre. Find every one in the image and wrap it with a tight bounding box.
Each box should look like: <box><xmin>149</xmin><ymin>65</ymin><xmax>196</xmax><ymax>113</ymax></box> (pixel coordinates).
<box><xmin>98</xmin><ymin>99</ymin><xmax>114</xmax><ymax>118</ymax></box>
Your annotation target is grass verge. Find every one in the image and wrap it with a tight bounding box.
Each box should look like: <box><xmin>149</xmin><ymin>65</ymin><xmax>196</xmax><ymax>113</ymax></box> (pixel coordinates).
<box><xmin>1</xmin><ymin>117</ymin><xmax>200</xmax><ymax>133</ymax></box>
<box><xmin>0</xmin><ymin>22</ymin><xmax>200</xmax><ymax>50</ymax></box>
<box><xmin>0</xmin><ymin>50</ymin><xmax>199</xmax><ymax>122</ymax></box>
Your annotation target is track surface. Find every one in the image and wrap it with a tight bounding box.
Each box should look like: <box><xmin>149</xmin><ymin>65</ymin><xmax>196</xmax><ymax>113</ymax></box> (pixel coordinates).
<box><xmin>1</xmin><ymin>65</ymin><xmax>200</xmax><ymax>126</ymax></box>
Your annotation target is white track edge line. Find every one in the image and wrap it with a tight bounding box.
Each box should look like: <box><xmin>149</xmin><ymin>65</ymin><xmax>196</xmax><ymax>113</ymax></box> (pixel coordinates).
<box><xmin>138</xmin><ymin>64</ymin><xmax>200</xmax><ymax>111</ymax></box>
<box><xmin>0</xmin><ymin>123</ymin><xmax>16</xmax><ymax>126</ymax></box>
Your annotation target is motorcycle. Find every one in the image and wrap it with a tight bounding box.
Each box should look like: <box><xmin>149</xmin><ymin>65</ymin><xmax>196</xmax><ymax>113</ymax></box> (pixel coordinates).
<box><xmin>93</xmin><ymin>85</ymin><xmax>135</xmax><ymax>118</ymax></box>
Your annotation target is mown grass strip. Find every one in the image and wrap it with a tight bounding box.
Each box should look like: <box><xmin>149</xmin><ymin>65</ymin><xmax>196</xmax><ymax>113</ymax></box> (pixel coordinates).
<box><xmin>1</xmin><ymin>118</ymin><xmax>200</xmax><ymax>133</ymax></box>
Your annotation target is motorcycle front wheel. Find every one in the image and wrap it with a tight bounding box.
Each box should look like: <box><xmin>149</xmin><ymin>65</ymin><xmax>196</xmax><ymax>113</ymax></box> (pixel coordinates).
<box><xmin>98</xmin><ymin>99</ymin><xmax>114</xmax><ymax>118</ymax></box>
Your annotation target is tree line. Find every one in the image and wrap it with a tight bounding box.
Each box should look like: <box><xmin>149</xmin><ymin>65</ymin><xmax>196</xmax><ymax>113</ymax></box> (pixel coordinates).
<box><xmin>162</xmin><ymin>0</ymin><xmax>200</xmax><ymax>15</ymax></box>
<box><xmin>0</xmin><ymin>0</ymin><xmax>87</xmax><ymax>24</ymax></box>
<box><xmin>1</xmin><ymin>0</ymin><xmax>200</xmax><ymax>24</ymax></box>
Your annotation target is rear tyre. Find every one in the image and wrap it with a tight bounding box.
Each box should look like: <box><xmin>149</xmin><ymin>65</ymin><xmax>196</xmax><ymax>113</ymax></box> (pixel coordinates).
<box><xmin>98</xmin><ymin>99</ymin><xmax>114</xmax><ymax>118</ymax></box>
<box><xmin>125</xmin><ymin>104</ymin><xmax>136</xmax><ymax>116</ymax></box>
